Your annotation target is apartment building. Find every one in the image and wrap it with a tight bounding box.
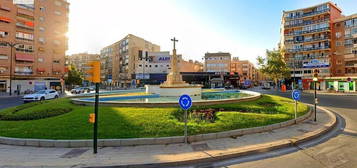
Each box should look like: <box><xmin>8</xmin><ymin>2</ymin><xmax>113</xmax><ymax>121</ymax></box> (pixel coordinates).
<box><xmin>230</xmin><ymin>57</ymin><xmax>258</xmax><ymax>83</ymax></box>
<box><xmin>204</xmin><ymin>52</ymin><xmax>231</xmax><ymax>72</ymax></box>
<box><xmin>328</xmin><ymin>14</ymin><xmax>357</xmax><ymax>91</ymax></box>
<box><xmin>281</xmin><ymin>2</ymin><xmax>342</xmax><ymax>90</ymax></box>
<box><xmin>0</xmin><ymin>0</ymin><xmax>69</xmax><ymax>93</ymax></box>
<box><xmin>67</xmin><ymin>53</ymin><xmax>99</xmax><ymax>72</ymax></box>
<box><xmin>100</xmin><ymin>34</ymin><xmax>160</xmax><ymax>88</ymax></box>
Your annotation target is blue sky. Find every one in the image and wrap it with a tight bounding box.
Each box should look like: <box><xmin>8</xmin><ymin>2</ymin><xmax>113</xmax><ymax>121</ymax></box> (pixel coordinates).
<box><xmin>67</xmin><ymin>0</ymin><xmax>356</xmax><ymax>65</ymax></box>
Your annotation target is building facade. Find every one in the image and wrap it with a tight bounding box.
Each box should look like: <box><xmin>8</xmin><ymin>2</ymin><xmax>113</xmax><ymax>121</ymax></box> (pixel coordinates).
<box><xmin>135</xmin><ymin>51</ymin><xmax>203</xmax><ymax>75</ymax></box>
<box><xmin>0</xmin><ymin>0</ymin><xmax>69</xmax><ymax>93</ymax></box>
<box><xmin>66</xmin><ymin>53</ymin><xmax>99</xmax><ymax>72</ymax></box>
<box><xmin>230</xmin><ymin>57</ymin><xmax>257</xmax><ymax>82</ymax></box>
<box><xmin>204</xmin><ymin>52</ymin><xmax>231</xmax><ymax>72</ymax></box>
<box><xmin>327</xmin><ymin>14</ymin><xmax>357</xmax><ymax>91</ymax></box>
<box><xmin>281</xmin><ymin>2</ymin><xmax>343</xmax><ymax>90</ymax></box>
<box><xmin>100</xmin><ymin>34</ymin><xmax>160</xmax><ymax>88</ymax></box>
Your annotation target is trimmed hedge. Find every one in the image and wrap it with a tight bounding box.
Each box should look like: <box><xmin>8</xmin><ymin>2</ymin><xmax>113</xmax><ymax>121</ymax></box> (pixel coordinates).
<box><xmin>0</xmin><ymin>99</ymin><xmax>72</xmax><ymax>121</ymax></box>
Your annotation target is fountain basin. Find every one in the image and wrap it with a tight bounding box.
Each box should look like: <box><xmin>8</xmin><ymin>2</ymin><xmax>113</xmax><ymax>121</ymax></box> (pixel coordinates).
<box><xmin>145</xmin><ymin>84</ymin><xmax>202</xmax><ymax>97</ymax></box>
<box><xmin>72</xmin><ymin>90</ymin><xmax>261</xmax><ymax>107</ymax></box>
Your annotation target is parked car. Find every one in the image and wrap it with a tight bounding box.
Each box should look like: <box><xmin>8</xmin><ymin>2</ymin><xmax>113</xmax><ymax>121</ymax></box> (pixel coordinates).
<box><xmin>22</xmin><ymin>89</ymin><xmax>59</xmax><ymax>103</ymax></box>
<box><xmin>71</xmin><ymin>87</ymin><xmax>91</xmax><ymax>94</ymax></box>
<box><xmin>262</xmin><ymin>82</ymin><xmax>271</xmax><ymax>89</ymax></box>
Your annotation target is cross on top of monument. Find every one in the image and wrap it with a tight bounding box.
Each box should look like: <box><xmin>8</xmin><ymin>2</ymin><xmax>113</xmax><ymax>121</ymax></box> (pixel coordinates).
<box><xmin>171</xmin><ymin>37</ymin><xmax>178</xmax><ymax>50</ymax></box>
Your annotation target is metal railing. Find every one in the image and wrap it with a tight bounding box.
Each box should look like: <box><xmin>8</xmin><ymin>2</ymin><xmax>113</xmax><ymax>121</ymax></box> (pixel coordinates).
<box><xmin>285</xmin><ymin>27</ymin><xmax>329</xmax><ymax>36</ymax></box>
<box><xmin>285</xmin><ymin>9</ymin><xmax>329</xmax><ymax>20</ymax></box>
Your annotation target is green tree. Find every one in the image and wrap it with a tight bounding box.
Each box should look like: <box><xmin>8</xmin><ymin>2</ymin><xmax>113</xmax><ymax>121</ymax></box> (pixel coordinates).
<box><xmin>65</xmin><ymin>65</ymin><xmax>83</xmax><ymax>87</ymax></box>
<box><xmin>257</xmin><ymin>49</ymin><xmax>290</xmax><ymax>89</ymax></box>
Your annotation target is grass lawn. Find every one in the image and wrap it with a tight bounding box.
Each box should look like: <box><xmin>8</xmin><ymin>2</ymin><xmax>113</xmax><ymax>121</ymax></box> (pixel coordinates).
<box><xmin>0</xmin><ymin>95</ymin><xmax>309</xmax><ymax>139</ymax></box>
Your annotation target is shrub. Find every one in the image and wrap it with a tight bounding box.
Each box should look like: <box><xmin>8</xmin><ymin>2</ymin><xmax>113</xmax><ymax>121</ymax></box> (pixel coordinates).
<box><xmin>0</xmin><ymin>98</ymin><xmax>73</xmax><ymax>121</ymax></box>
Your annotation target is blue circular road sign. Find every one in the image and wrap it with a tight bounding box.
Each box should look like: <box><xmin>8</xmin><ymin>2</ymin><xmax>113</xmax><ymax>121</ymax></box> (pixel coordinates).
<box><xmin>179</xmin><ymin>94</ymin><xmax>192</xmax><ymax>110</ymax></box>
<box><xmin>292</xmin><ymin>90</ymin><xmax>301</xmax><ymax>101</ymax></box>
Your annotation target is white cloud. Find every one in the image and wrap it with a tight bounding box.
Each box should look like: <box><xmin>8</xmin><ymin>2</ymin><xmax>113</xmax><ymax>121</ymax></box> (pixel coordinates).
<box><xmin>67</xmin><ymin>0</ymin><xmax>264</xmax><ymax>65</ymax></box>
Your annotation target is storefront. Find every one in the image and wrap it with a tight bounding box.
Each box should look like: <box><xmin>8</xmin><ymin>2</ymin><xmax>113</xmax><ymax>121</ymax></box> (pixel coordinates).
<box><xmin>326</xmin><ymin>78</ymin><xmax>356</xmax><ymax>92</ymax></box>
<box><xmin>302</xmin><ymin>78</ymin><xmax>325</xmax><ymax>90</ymax></box>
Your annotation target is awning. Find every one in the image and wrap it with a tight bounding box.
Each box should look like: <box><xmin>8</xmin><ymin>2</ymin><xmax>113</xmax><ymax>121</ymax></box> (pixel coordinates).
<box><xmin>16</xmin><ymin>53</ymin><xmax>34</xmax><ymax>62</ymax></box>
<box><xmin>0</xmin><ymin>16</ymin><xmax>11</xmax><ymax>23</ymax></box>
<box><xmin>37</xmin><ymin>68</ymin><xmax>45</xmax><ymax>72</ymax></box>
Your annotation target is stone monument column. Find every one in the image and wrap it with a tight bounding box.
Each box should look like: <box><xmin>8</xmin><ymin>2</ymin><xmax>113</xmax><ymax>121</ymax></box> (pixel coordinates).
<box><xmin>161</xmin><ymin>37</ymin><xmax>188</xmax><ymax>86</ymax></box>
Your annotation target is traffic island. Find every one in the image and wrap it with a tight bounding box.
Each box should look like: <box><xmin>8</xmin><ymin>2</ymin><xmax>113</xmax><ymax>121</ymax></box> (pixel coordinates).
<box><xmin>0</xmin><ymin>105</ymin><xmax>337</xmax><ymax>167</ymax></box>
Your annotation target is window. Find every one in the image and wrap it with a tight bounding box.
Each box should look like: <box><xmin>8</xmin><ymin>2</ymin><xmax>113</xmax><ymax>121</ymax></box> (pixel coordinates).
<box><xmin>53</xmin><ymin>40</ymin><xmax>60</xmax><ymax>45</ymax></box>
<box><xmin>336</xmin><ymin>32</ymin><xmax>341</xmax><ymax>38</ymax></box>
<box><xmin>39</xmin><ymin>27</ymin><xmax>45</xmax><ymax>32</ymax></box>
<box><xmin>0</xmin><ymin>31</ymin><xmax>9</xmax><ymax>38</ymax></box>
<box><xmin>352</xmin><ymin>27</ymin><xmax>357</xmax><ymax>35</ymax></box>
<box><xmin>337</xmin><ymin>60</ymin><xmax>342</xmax><ymax>65</ymax></box>
<box><xmin>40</xmin><ymin>7</ymin><xmax>45</xmax><ymax>12</ymax></box>
<box><xmin>38</xmin><ymin>58</ymin><xmax>43</xmax><ymax>62</ymax></box>
<box><xmin>345</xmin><ymin>29</ymin><xmax>351</xmax><ymax>37</ymax></box>
<box><xmin>39</xmin><ymin>16</ymin><xmax>44</xmax><ymax>22</ymax></box>
<box><xmin>54</xmin><ymin>11</ymin><xmax>61</xmax><ymax>16</ymax></box>
<box><xmin>54</xmin><ymin>1</ymin><xmax>62</xmax><ymax>6</ymax></box>
<box><xmin>155</xmin><ymin>65</ymin><xmax>158</xmax><ymax>68</ymax></box>
<box><xmin>39</xmin><ymin>37</ymin><xmax>45</xmax><ymax>44</ymax></box>
<box><xmin>53</xmin><ymin>60</ymin><xmax>60</xmax><ymax>64</ymax></box>
<box><xmin>0</xmin><ymin>54</ymin><xmax>8</xmax><ymax>59</ymax></box>
<box><xmin>16</xmin><ymin>32</ymin><xmax>34</xmax><ymax>41</ymax></box>
<box><xmin>336</xmin><ymin>41</ymin><xmax>342</xmax><ymax>46</ymax></box>
<box><xmin>0</xmin><ymin>67</ymin><xmax>8</xmax><ymax>73</ymax></box>
<box><xmin>353</xmin><ymin>50</ymin><xmax>357</xmax><ymax>55</ymax></box>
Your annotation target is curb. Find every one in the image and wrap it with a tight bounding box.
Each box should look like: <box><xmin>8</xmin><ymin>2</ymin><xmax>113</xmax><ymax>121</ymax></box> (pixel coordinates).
<box><xmin>0</xmin><ymin>106</ymin><xmax>312</xmax><ymax>148</ymax></box>
<box><xmin>302</xmin><ymin>92</ymin><xmax>357</xmax><ymax>96</ymax></box>
<box><xmin>85</xmin><ymin>106</ymin><xmax>338</xmax><ymax>168</ymax></box>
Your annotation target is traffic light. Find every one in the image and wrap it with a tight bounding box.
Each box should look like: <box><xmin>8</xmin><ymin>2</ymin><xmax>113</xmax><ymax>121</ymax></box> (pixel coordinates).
<box><xmin>313</xmin><ymin>69</ymin><xmax>319</xmax><ymax>78</ymax></box>
<box><xmin>85</xmin><ymin>61</ymin><xmax>101</xmax><ymax>83</ymax></box>
<box><xmin>89</xmin><ymin>113</ymin><xmax>95</xmax><ymax>123</ymax></box>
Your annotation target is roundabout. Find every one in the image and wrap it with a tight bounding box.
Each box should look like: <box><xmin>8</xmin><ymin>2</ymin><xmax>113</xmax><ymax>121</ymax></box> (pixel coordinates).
<box><xmin>0</xmin><ymin>93</ymin><xmax>310</xmax><ymax>147</ymax></box>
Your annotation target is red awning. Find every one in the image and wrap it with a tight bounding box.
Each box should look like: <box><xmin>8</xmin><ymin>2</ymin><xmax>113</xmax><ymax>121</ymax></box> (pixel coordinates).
<box><xmin>37</xmin><ymin>68</ymin><xmax>45</xmax><ymax>72</ymax></box>
<box><xmin>0</xmin><ymin>16</ymin><xmax>11</xmax><ymax>23</ymax></box>
<box><xmin>16</xmin><ymin>53</ymin><xmax>34</xmax><ymax>62</ymax></box>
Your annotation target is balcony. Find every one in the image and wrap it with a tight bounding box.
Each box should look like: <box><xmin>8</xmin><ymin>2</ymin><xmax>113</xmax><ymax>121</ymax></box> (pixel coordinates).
<box><xmin>287</xmin><ymin>46</ymin><xmax>330</xmax><ymax>53</ymax></box>
<box><xmin>285</xmin><ymin>37</ymin><xmax>330</xmax><ymax>44</ymax></box>
<box><xmin>345</xmin><ymin>64</ymin><xmax>357</xmax><ymax>68</ymax></box>
<box><xmin>15</xmin><ymin>65</ymin><xmax>33</xmax><ymax>75</ymax></box>
<box><xmin>285</xmin><ymin>27</ymin><xmax>330</xmax><ymax>36</ymax></box>
<box><xmin>16</xmin><ymin>22</ymin><xmax>34</xmax><ymax>31</ymax></box>
<box><xmin>285</xmin><ymin>19</ymin><xmax>329</xmax><ymax>28</ymax></box>
<box><xmin>285</xmin><ymin>8</ymin><xmax>329</xmax><ymax>20</ymax></box>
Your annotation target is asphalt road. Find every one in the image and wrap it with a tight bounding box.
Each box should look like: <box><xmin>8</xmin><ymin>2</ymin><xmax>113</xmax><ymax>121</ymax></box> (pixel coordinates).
<box><xmin>222</xmin><ymin>88</ymin><xmax>357</xmax><ymax>168</ymax></box>
<box><xmin>0</xmin><ymin>96</ymin><xmax>23</xmax><ymax>110</ymax></box>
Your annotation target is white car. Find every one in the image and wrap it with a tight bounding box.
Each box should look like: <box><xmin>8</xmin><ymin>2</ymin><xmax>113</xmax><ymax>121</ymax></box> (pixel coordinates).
<box><xmin>22</xmin><ymin>89</ymin><xmax>59</xmax><ymax>103</ymax></box>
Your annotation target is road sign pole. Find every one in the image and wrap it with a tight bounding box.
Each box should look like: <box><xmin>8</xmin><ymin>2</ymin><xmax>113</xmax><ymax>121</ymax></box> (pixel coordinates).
<box><xmin>93</xmin><ymin>82</ymin><xmax>99</xmax><ymax>154</ymax></box>
<box><xmin>178</xmin><ymin>94</ymin><xmax>192</xmax><ymax>144</ymax></box>
<box><xmin>184</xmin><ymin>110</ymin><xmax>188</xmax><ymax>144</ymax></box>
<box><xmin>314</xmin><ymin>81</ymin><xmax>317</xmax><ymax>122</ymax></box>
<box><xmin>295</xmin><ymin>100</ymin><xmax>297</xmax><ymax>120</ymax></box>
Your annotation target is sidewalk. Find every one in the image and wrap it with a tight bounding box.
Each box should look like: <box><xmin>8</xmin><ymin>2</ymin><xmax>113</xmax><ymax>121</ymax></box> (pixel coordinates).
<box><xmin>0</xmin><ymin>107</ymin><xmax>336</xmax><ymax>168</ymax></box>
<box><xmin>302</xmin><ymin>90</ymin><xmax>357</xmax><ymax>96</ymax></box>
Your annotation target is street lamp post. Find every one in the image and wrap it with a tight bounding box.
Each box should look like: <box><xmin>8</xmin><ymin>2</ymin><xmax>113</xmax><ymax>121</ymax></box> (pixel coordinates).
<box><xmin>1</xmin><ymin>41</ymin><xmax>19</xmax><ymax>96</ymax></box>
<box><xmin>313</xmin><ymin>77</ymin><xmax>318</xmax><ymax>122</ymax></box>
<box><xmin>293</xmin><ymin>56</ymin><xmax>296</xmax><ymax>89</ymax></box>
